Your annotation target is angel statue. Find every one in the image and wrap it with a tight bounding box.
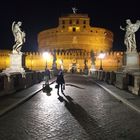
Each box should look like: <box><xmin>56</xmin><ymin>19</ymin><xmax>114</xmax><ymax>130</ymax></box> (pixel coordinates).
<box><xmin>72</xmin><ymin>7</ymin><xmax>78</xmax><ymax>14</ymax></box>
<box><xmin>12</xmin><ymin>21</ymin><xmax>26</xmax><ymax>54</ymax></box>
<box><xmin>120</xmin><ymin>19</ymin><xmax>140</xmax><ymax>52</ymax></box>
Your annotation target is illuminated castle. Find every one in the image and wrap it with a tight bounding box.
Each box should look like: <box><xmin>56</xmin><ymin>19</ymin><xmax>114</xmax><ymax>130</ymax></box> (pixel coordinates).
<box><xmin>38</xmin><ymin>14</ymin><xmax>113</xmax><ymax>52</ymax></box>
<box><xmin>37</xmin><ymin>13</ymin><xmax>123</xmax><ymax>71</ymax></box>
<box><xmin>0</xmin><ymin>12</ymin><xmax>125</xmax><ymax>72</ymax></box>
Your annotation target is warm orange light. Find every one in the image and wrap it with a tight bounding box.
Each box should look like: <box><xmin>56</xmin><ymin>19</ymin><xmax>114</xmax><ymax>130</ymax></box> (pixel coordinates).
<box><xmin>68</xmin><ymin>26</ymin><xmax>80</xmax><ymax>32</ymax></box>
<box><xmin>43</xmin><ymin>52</ymin><xmax>52</xmax><ymax>62</ymax></box>
<box><xmin>98</xmin><ymin>52</ymin><xmax>105</xmax><ymax>59</ymax></box>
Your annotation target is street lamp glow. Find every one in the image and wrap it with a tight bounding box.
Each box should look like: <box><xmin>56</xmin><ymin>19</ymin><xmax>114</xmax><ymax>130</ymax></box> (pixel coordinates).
<box><xmin>43</xmin><ymin>52</ymin><xmax>51</xmax><ymax>62</ymax></box>
<box><xmin>59</xmin><ymin>59</ymin><xmax>62</xmax><ymax>65</ymax></box>
<box><xmin>59</xmin><ymin>59</ymin><xmax>63</xmax><ymax>70</ymax></box>
<box><xmin>98</xmin><ymin>52</ymin><xmax>105</xmax><ymax>59</ymax></box>
<box><xmin>98</xmin><ymin>51</ymin><xmax>105</xmax><ymax>70</ymax></box>
<box><xmin>43</xmin><ymin>52</ymin><xmax>49</xmax><ymax>59</ymax></box>
<box><xmin>43</xmin><ymin>52</ymin><xmax>52</xmax><ymax>68</ymax></box>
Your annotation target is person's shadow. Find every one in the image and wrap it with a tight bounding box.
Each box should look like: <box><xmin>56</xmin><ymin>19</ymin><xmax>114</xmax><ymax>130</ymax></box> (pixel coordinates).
<box><xmin>65</xmin><ymin>83</ymin><xmax>85</xmax><ymax>89</ymax></box>
<box><xmin>57</xmin><ymin>95</ymin><xmax>107</xmax><ymax>139</ymax></box>
<box><xmin>58</xmin><ymin>94</ymin><xmax>73</xmax><ymax>102</ymax></box>
<box><xmin>42</xmin><ymin>84</ymin><xmax>52</xmax><ymax>96</ymax></box>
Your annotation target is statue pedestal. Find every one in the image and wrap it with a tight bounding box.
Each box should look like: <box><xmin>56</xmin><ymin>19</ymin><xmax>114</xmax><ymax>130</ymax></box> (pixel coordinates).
<box><xmin>123</xmin><ymin>51</ymin><xmax>140</xmax><ymax>72</ymax></box>
<box><xmin>89</xmin><ymin>64</ymin><xmax>96</xmax><ymax>75</ymax></box>
<box><xmin>3</xmin><ymin>53</ymin><xmax>25</xmax><ymax>74</ymax></box>
<box><xmin>90</xmin><ymin>64</ymin><xmax>96</xmax><ymax>71</ymax></box>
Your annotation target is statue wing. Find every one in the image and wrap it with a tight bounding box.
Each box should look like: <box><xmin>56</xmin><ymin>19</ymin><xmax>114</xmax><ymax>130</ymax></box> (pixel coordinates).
<box><xmin>136</xmin><ymin>20</ymin><xmax>140</xmax><ymax>24</ymax></box>
<box><xmin>12</xmin><ymin>21</ymin><xmax>16</xmax><ymax>32</ymax></box>
<box><xmin>131</xmin><ymin>24</ymin><xmax>140</xmax><ymax>33</ymax></box>
<box><xmin>12</xmin><ymin>21</ymin><xmax>17</xmax><ymax>40</ymax></box>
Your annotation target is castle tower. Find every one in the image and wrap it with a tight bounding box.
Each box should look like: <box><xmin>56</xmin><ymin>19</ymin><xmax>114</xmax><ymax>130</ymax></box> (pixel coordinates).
<box><xmin>38</xmin><ymin>13</ymin><xmax>113</xmax><ymax>53</ymax></box>
<box><xmin>37</xmin><ymin>12</ymin><xmax>114</xmax><ymax>72</ymax></box>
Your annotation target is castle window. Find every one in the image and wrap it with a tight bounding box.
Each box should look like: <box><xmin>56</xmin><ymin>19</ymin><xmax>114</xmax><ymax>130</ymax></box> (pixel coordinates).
<box><xmin>62</xmin><ymin>25</ymin><xmax>65</xmax><ymax>28</ymax></box>
<box><xmin>69</xmin><ymin>20</ymin><xmax>72</xmax><ymax>24</ymax></box>
<box><xmin>76</xmin><ymin>20</ymin><xmax>79</xmax><ymax>24</ymax></box>
<box><xmin>62</xmin><ymin>20</ymin><xmax>65</xmax><ymax>24</ymax></box>
<box><xmin>83</xmin><ymin>25</ymin><xmax>86</xmax><ymax>28</ymax></box>
<box><xmin>73</xmin><ymin>27</ymin><xmax>76</xmax><ymax>32</ymax></box>
<box><xmin>83</xmin><ymin>20</ymin><xmax>86</xmax><ymax>24</ymax></box>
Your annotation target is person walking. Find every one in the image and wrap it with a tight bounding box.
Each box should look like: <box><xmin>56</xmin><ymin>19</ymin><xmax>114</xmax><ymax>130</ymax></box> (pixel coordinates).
<box><xmin>44</xmin><ymin>67</ymin><xmax>50</xmax><ymax>85</ymax></box>
<box><xmin>56</xmin><ymin>70</ymin><xmax>65</xmax><ymax>96</ymax></box>
<box><xmin>43</xmin><ymin>67</ymin><xmax>52</xmax><ymax>93</ymax></box>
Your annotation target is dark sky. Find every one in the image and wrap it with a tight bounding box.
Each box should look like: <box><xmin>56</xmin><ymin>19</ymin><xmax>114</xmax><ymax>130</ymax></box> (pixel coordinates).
<box><xmin>0</xmin><ymin>0</ymin><xmax>139</xmax><ymax>52</ymax></box>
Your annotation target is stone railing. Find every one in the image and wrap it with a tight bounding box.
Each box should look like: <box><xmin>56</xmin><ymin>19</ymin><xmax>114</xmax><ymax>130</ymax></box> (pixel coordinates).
<box><xmin>92</xmin><ymin>70</ymin><xmax>140</xmax><ymax>96</ymax></box>
<box><xmin>0</xmin><ymin>70</ymin><xmax>55</xmax><ymax>97</ymax></box>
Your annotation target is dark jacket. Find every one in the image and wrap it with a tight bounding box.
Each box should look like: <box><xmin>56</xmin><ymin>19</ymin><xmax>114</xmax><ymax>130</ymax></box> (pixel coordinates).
<box><xmin>56</xmin><ymin>73</ymin><xmax>65</xmax><ymax>84</ymax></box>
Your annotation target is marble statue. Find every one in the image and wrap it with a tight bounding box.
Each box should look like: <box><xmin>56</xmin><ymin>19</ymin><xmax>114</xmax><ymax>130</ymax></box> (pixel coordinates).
<box><xmin>120</xmin><ymin>19</ymin><xmax>140</xmax><ymax>52</ymax></box>
<box><xmin>12</xmin><ymin>21</ymin><xmax>26</xmax><ymax>54</ymax></box>
<box><xmin>72</xmin><ymin>7</ymin><xmax>78</xmax><ymax>14</ymax></box>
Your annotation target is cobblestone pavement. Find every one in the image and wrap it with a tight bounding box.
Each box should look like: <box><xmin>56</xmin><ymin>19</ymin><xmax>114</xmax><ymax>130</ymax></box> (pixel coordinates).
<box><xmin>0</xmin><ymin>74</ymin><xmax>140</xmax><ymax>140</ymax></box>
<box><xmin>94</xmin><ymin>80</ymin><xmax>140</xmax><ymax>113</ymax></box>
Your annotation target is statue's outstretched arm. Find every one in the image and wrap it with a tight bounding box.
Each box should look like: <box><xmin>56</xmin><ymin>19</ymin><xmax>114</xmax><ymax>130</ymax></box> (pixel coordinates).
<box><xmin>120</xmin><ymin>26</ymin><xmax>125</xmax><ymax>31</ymax></box>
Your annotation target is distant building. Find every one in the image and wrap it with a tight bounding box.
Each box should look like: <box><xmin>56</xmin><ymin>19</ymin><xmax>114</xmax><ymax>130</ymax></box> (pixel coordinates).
<box><xmin>37</xmin><ymin>13</ymin><xmax>123</xmax><ymax>72</ymax></box>
<box><xmin>38</xmin><ymin>13</ymin><xmax>113</xmax><ymax>52</ymax></box>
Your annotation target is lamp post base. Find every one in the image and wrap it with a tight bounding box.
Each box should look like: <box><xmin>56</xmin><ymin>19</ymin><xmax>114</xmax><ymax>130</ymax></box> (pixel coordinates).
<box><xmin>99</xmin><ymin>67</ymin><xmax>103</xmax><ymax>71</ymax></box>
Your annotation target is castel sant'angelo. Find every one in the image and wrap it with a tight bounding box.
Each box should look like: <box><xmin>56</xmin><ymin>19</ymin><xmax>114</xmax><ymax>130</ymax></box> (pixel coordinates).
<box><xmin>0</xmin><ymin>11</ymin><xmax>125</xmax><ymax>72</ymax></box>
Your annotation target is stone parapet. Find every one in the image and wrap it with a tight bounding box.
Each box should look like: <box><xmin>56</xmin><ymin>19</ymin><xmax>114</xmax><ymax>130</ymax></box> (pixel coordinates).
<box><xmin>115</xmin><ymin>72</ymin><xmax>128</xmax><ymax>89</ymax></box>
<box><xmin>0</xmin><ymin>71</ymin><xmax>45</xmax><ymax>97</ymax></box>
<box><xmin>128</xmin><ymin>72</ymin><xmax>140</xmax><ymax>95</ymax></box>
<box><xmin>93</xmin><ymin>70</ymin><xmax>140</xmax><ymax>96</ymax></box>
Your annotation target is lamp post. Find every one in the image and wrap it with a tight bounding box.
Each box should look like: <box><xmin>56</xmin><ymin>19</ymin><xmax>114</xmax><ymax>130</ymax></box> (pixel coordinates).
<box><xmin>98</xmin><ymin>51</ymin><xmax>105</xmax><ymax>70</ymax></box>
<box><xmin>43</xmin><ymin>52</ymin><xmax>51</xmax><ymax>69</ymax></box>
<box><xmin>52</xmin><ymin>49</ymin><xmax>57</xmax><ymax>70</ymax></box>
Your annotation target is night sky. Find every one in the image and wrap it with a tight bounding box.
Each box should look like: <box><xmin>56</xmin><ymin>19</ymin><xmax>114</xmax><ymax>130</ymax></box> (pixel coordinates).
<box><xmin>0</xmin><ymin>0</ymin><xmax>139</xmax><ymax>52</ymax></box>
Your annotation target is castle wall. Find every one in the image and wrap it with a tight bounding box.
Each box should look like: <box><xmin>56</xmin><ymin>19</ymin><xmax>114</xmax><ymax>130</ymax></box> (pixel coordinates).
<box><xmin>0</xmin><ymin>50</ymin><xmax>10</xmax><ymax>70</ymax></box>
<box><xmin>0</xmin><ymin>50</ymin><xmax>128</xmax><ymax>72</ymax></box>
<box><xmin>38</xmin><ymin>28</ymin><xmax>113</xmax><ymax>52</ymax></box>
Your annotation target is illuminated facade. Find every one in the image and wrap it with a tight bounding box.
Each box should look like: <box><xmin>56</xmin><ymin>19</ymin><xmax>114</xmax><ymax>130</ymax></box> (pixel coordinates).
<box><xmin>38</xmin><ymin>14</ymin><xmax>113</xmax><ymax>53</ymax></box>
<box><xmin>0</xmin><ymin>50</ymin><xmax>124</xmax><ymax>72</ymax></box>
<box><xmin>37</xmin><ymin>13</ymin><xmax>121</xmax><ymax>71</ymax></box>
<box><xmin>0</xmin><ymin>13</ymin><xmax>129</xmax><ymax>72</ymax></box>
